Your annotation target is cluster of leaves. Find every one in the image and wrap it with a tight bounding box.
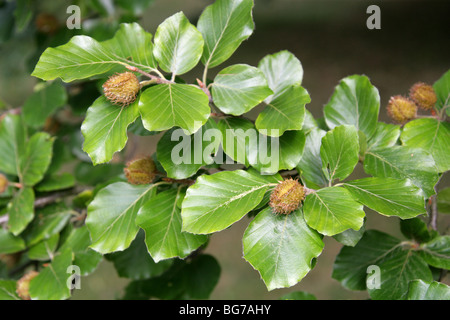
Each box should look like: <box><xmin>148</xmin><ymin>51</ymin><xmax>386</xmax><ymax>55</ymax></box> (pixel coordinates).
<box><xmin>0</xmin><ymin>0</ymin><xmax>449</xmax><ymax>300</ymax></box>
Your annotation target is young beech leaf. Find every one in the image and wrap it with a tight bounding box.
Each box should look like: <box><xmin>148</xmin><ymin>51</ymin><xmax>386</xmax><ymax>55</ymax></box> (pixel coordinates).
<box><xmin>255</xmin><ymin>84</ymin><xmax>310</xmax><ymax>137</ymax></box>
<box><xmin>81</xmin><ymin>96</ymin><xmax>140</xmax><ymax>165</ymax></box>
<box><xmin>342</xmin><ymin>177</ymin><xmax>426</xmax><ymax>219</ymax></box>
<box><xmin>32</xmin><ymin>23</ymin><xmax>157</xmax><ymax>82</ymax></box>
<box><xmin>86</xmin><ymin>182</ymin><xmax>157</xmax><ymax>254</ymax></box>
<box><xmin>303</xmin><ymin>187</ymin><xmax>365</xmax><ymax>236</ymax></box>
<box><xmin>320</xmin><ymin>124</ymin><xmax>359</xmax><ymax>182</ymax></box>
<box><xmin>333</xmin><ymin>230</ymin><xmax>433</xmax><ymax>300</ymax></box>
<box><xmin>324</xmin><ymin>75</ymin><xmax>380</xmax><ymax>140</ymax></box>
<box><xmin>153</xmin><ymin>11</ymin><xmax>204</xmax><ymax>76</ymax></box>
<box><xmin>243</xmin><ymin>207</ymin><xmax>324</xmax><ymax>291</ymax></box>
<box><xmin>258</xmin><ymin>50</ymin><xmax>304</xmax><ymax>102</ymax></box>
<box><xmin>139</xmin><ymin>83</ymin><xmax>210</xmax><ymax>135</ymax></box>
<box><xmin>198</xmin><ymin>0</ymin><xmax>255</xmax><ymax>69</ymax></box>
<box><xmin>137</xmin><ymin>188</ymin><xmax>208</xmax><ymax>262</ymax></box>
<box><xmin>407</xmin><ymin>280</ymin><xmax>450</xmax><ymax>300</ymax></box>
<box><xmin>211</xmin><ymin>64</ymin><xmax>273</xmax><ymax>116</ymax></box>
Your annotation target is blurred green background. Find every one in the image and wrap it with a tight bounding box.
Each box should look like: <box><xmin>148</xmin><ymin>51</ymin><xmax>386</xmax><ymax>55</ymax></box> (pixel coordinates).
<box><xmin>0</xmin><ymin>0</ymin><xmax>449</xmax><ymax>300</ymax></box>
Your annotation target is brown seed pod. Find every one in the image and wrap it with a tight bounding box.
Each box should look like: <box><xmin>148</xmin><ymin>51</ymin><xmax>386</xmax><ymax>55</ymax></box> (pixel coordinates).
<box><xmin>269</xmin><ymin>178</ymin><xmax>305</xmax><ymax>215</ymax></box>
<box><xmin>16</xmin><ymin>271</ymin><xmax>39</xmax><ymax>300</ymax></box>
<box><xmin>387</xmin><ymin>95</ymin><xmax>418</xmax><ymax>124</ymax></box>
<box><xmin>0</xmin><ymin>174</ymin><xmax>8</xmax><ymax>194</ymax></box>
<box><xmin>409</xmin><ymin>82</ymin><xmax>437</xmax><ymax>110</ymax></box>
<box><xmin>103</xmin><ymin>72</ymin><xmax>140</xmax><ymax>107</ymax></box>
<box><xmin>124</xmin><ymin>157</ymin><xmax>157</xmax><ymax>185</ymax></box>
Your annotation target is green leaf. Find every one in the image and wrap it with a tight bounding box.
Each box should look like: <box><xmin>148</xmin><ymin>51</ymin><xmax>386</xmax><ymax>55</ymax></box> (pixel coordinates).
<box><xmin>279</xmin><ymin>291</ymin><xmax>317</xmax><ymax>300</ymax></box>
<box><xmin>366</xmin><ymin>122</ymin><xmax>400</xmax><ymax>152</ymax></box>
<box><xmin>320</xmin><ymin>125</ymin><xmax>359</xmax><ymax>182</ymax></box>
<box><xmin>74</xmin><ymin>161</ymin><xmax>124</xmax><ymax>185</ymax></box>
<box><xmin>303</xmin><ymin>187</ymin><xmax>365</xmax><ymax>236</ymax></box>
<box><xmin>0</xmin><ymin>114</ymin><xmax>26</xmax><ymax>176</ymax></box>
<box><xmin>0</xmin><ymin>280</ymin><xmax>20</xmax><ymax>300</ymax></box>
<box><xmin>433</xmin><ymin>69</ymin><xmax>450</xmax><ymax>116</ymax></box>
<box><xmin>29</xmin><ymin>249</ymin><xmax>73</xmax><ymax>300</ymax></box>
<box><xmin>86</xmin><ymin>182</ymin><xmax>157</xmax><ymax>254</ymax></box>
<box><xmin>324</xmin><ymin>75</ymin><xmax>380</xmax><ymax>140</ymax></box>
<box><xmin>342</xmin><ymin>177</ymin><xmax>426</xmax><ymax>219</ymax></box>
<box><xmin>364</xmin><ymin>146</ymin><xmax>439</xmax><ymax>198</ymax></box>
<box><xmin>407</xmin><ymin>280</ymin><xmax>450</xmax><ymax>300</ymax></box>
<box><xmin>198</xmin><ymin>0</ymin><xmax>254</xmax><ymax>69</ymax></box>
<box><xmin>249</xmin><ymin>130</ymin><xmax>305</xmax><ymax>175</ymax></box>
<box><xmin>418</xmin><ymin>236</ymin><xmax>450</xmax><ymax>270</ymax></box>
<box><xmin>59</xmin><ymin>226</ymin><xmax>103</xmax><ymax>276</ymax></box>
<box><xmin>20</xmin><ymin>132</ymin><xmax>54</xmax><ymax>186</ymax></box>
<box><xmin>139</xmin><ymin>83</ymin><xmax>210</xmax><ymax>135</ymax></box>
<box><xmin>369</xmin><ymin>243</ymin><xmax>432</xmax><ymax>300</ymax></box>
<box><xmin>81</xmin><ymin>96</ymin><xmax>140</xmax><ymax>165</ymax></box>
<box><xmin>243</xmin><ymin>208</ymin><xmax>324</xmax><ymax>291</ymax></box>
<box><xmin>217</xmin><ymin>117</ymin><xmax>255</xmax><ymax>166</ymax></box>
<box><xmin>8</xmin><ymin>187</ymin><xmax>34</xmax><ymax>236</ymax></box>
<box><xmin>296</xmin><ymin>128</ymin><xmax>328</xmax><ymax>188</ymax></box>
<box><xmin>157</xmin><ymin>119</ymin><xmax>221</xmax><ymax>179</ymax></box>
<box><xmin>35</xmin><ymin>173</ymin><xmax>75</xmax><ymax>192</ymax></box>
<box><xmin>181</xmin><ymin>170</ymin><xmax>276</xmax><ymax>234</ymax></box>
<box><xmin>137</xmin><ymin>188</ymin><xmax>208</xmax><ymax>262</ymax></box>
<box><xmin>332</xmin><ymin>230</ymin><xmax>432</xmax><ymax>299</ymax></box>
<box><xmin>153</xmin><ymin>12</ymin><xmax>203</xmax><ymax>76</ymax></box>
<box><xmin>437</xmin><ymin>187</ymin><xmax>450</xmax><ymax>214</ymax></box>
<box><xmin>32</xmin><ymin>23</ymin><xmax>156</xmax><ymax>82</ymax></box>
<box><xmin>211</xmin><ymin>64</ymin><xmax>272</xmax><ymax>116</ymax></box>
<box><xmin>22</xmin><ymin>203</ymin><xmax>72</xmax><ymax>247</ymax></box>
<box><xmin>14</xmin><ymin>0</ymin><xmax>32</xmax><ymax>31</ymax></box>
<box><xmin>258</xmin><ymin>50</ymin><xmax>303</xmax><ymax>103</ymax></box>
<box><xmin>255</xmin><ymin>84</ymin><xmax>310</xmax><ymax>137</ymax></box>
<box><xmin>22</xmin><ymin>81</ymin><xmax>68</xmax><ymax>128</ymax></box>
<box><xmin>0</xmin><ymin>228</ymin><xmax>26</xmax><ymax>254</ymax></box>
<box><xmin>106</xmin><ymin>230</ymin><xmax>172</xmax><ymax>280</ymax></box>
<box><xmin>183</xmin><ymin>255</ymin><xmax>221</xmax><ymax>299</ymax></box>
<box><xmin>401</xmin><ymin>118</ymin><xmax>450</xmax><ymax>173</ymax></box>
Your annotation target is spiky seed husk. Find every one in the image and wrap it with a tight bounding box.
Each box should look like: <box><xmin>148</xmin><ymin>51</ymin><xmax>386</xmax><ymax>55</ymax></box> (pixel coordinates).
<box><xmin>269</xmin><ymin>178</ymin><xmax>305</xmax><ymax>215</ymax></box>
<box><xmin>103</xmin><ymin>72</ymin><xmax>140</xmax><ymax>107</ymax></box>
<box><xmin>0</xmin><ymin>174</ymin><xmax>8</xmax><ymax>194</ymax></box>
<box><xmin>124</xmin><ymin>157</ymin><xmax>157</xmax><ymax>185</ymax></box>
<box><xmin>16</xmin><ymin>271</ymin><xmax>39</xmax><ymax>300</ymax></box>
<box><xmin>387</xmin><ymin>95</ymin><xmax>418</xmax><ymax>124</ymax></box>
<box><xmin>409</xmin><ymin>82</ymin><xmax>437</xmax><ymax>110</ymax></box>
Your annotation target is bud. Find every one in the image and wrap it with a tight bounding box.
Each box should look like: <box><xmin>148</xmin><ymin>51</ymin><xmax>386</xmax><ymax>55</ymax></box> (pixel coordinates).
<box><xmin>16</xmin><ymin>271</ymin><xmax>39</xmax><ymax>300</ymax></box>
<box><xmin>409</xmin><ymin>82</ymin><xmax>437</xmax><ymax>110</ymax></box>
<box><xmin>0</xmin><ymin>174</ymin><xmax>8</xmax><ymax>194</ymax></box>
<box><xmin>269</xmin><ymin>178</ymin><xmax>305</xmax><ymax>215</ymax></box>
<box><xmin>387</xmin><ymin>95</ymin><xmax>417</xmax><ymax>124</ymax></box>
<box><xmin>124</xmin><ymin>157</ymin><xmax>157</xmax><ymax>185</ymax></box>
<box><xmin>103</xmin><ymin>72</ymin><xmax>140</xmax><ymax>107</ymax></box>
